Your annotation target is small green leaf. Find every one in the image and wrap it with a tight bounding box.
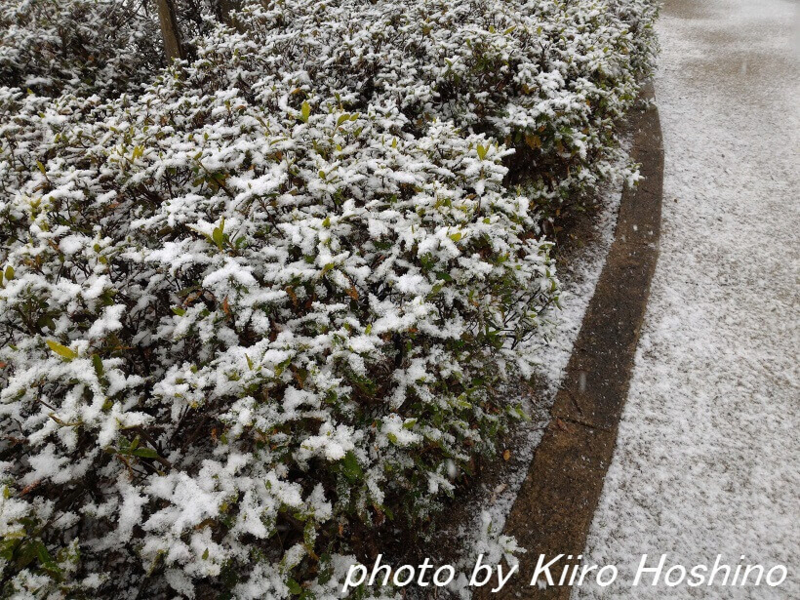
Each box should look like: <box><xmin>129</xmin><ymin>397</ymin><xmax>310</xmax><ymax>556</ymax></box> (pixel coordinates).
<box><xmin>202</xmin><ymin>548</ymin><xmax>210</xmax><ymax>560</ymax></box>
<box><xmin>35</xmin><ymin>542</ymin><xmax>60</xmax><ymax>574</ymax></box>
<box><xmin>476</xmin><ymin>144</ymin><xmax>488</xmax><ymax>160</ymax></box>
<box><xmin>449</xmin><ymin>232</ymin><xmax>462</xmax><ymax>242</ymax></box>
<box><xmin>131</xmin><ymin>447</ymin><xmax>161</xmax><ymax>459</ymax></box>
<box><xmin>16</xmin><ymin>541</ymin><xmax>39</xmax><ymax>569</ymax></box>
<box><xmin>46</xmin><ymin>340</ymin><xmax>77</xmax><ymax>360</ymax></box>
<box><xmin>212</xmin><ymin>218</ymin><xmax>226</xmax><ymax>249</ymax></box>
<box><xmin>4</xmin><ymin>266</ymin><xmax>14</xmax><ymax>281</ymax></box>
<box><xmin>36</xmin><ymin>161</ymin><xmax>46</xmax><ymax>176</ymax></box>
<box><xmin>287</xmin><ymin>578</ymin><xmax>302</xmax><ymax>595</ymax></box>
<box><xmin>300</xmin><ymin>101</ymin><xmax>311</xmax><ymax>123</ymax></box>
<box><xmin>341</xmin><ymin>451</ymin><xmax>363</xmax><ymax>482</ymax></box>
<box><xmin>92</xmin><ymin>354</ymin><xmax>104</xmax><ymax>378</ymax></box>
<box><xmin>171</xmin><ymin>307</ymin><xmax>186</xmax><ymax>316</ymax></box>
<box><xmin>318</xmin><ymin>555</ymin><xmax>333</xmax><ymax>584</ymax></box>
<box><xmin>435</xmin><ymin>271</ymin><xmax>453</xmax><ymax>282</ymax></box>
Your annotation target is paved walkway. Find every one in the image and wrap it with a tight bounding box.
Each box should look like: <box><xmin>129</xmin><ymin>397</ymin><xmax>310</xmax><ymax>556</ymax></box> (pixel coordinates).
<box><xmin>577</xmin><ymin>0</ymin><xmax>800</xmax><ymax>598</ymax></box>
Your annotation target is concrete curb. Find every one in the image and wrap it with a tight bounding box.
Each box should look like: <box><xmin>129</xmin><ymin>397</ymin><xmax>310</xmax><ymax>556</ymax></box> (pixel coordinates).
<box><xmin>475</xmin><ymin>82</ymin><xmax>664</xmax><ymax>600</ymax></box>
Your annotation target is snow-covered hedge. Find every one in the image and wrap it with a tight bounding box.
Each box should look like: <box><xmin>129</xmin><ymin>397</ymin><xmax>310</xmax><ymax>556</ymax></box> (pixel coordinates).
<box><xmin>0</xmin><ymin>0</ymin><xmax>656</xmax><ymax>597</ymax></box>
<box><xmin>0</xmin><ymin>0</ymin><xmax>164</xmax><ymax>96</ymax></box>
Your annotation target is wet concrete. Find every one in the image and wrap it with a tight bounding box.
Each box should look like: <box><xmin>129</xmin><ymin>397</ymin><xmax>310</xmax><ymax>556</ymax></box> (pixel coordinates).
<box><xmin>577</xmin><ymin>0</ymin><xmax>800</xmax><ymax>598</ymax></box>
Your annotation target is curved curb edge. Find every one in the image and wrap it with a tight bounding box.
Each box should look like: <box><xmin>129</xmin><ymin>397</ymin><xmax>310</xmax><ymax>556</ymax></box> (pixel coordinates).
<box><xmin>476</xmin><ymin>81</ymin><xmax>664</xmax><ymax>600</ymax></box>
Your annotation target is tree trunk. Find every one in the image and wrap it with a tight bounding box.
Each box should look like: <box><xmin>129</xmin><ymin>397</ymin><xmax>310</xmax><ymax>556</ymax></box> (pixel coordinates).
<box><xmin>156</xmin><ymin>0</ymin><xmax>184</xmax><ymax>61</ymax></box>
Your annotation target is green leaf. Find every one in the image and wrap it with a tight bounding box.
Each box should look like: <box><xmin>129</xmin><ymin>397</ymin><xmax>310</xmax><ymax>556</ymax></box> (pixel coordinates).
<box><xmin>46</xmin><ymin>340</ymin><xmax>77</xmax><ymax>360</ymax></box>
<box><xmin>92</xmin><ymin>354</ymin><xmax>104</xmax><ymax>378</ymax></box>
<box><xmin>212</xmin><ymin>218</ymin><xmax>226</xmax><ymax>249</ymax></box>
<box><xmin>287</xmin><ymin>578</ymin><xmax>302</xmax><ymax>595</ymax></box>
<box><xmin>476</xmin><ymin>144</ymin><xmax>488</xmax><ymax>160</ymax></box>
<box><xmin>36</xmin><ymin>161</ymin><xmax>46</xmax><ymax>176</ymax></box>
<box><xmin>449</xmin><ymin>232</ymin><xmax>462</xmax><ymax>242</ymax></box>
<box><xmin>171</xmin><ymin>307</ymin><xmax>186</xmax><ymax>316</ymax></box>
<box><xmin>435</xmin><ymin>271</ymin><xmax>453</xmax><ymax>282</ymax></box>
<box><xmin>4</xmin><ymin>266</ymin><xmax>14</xmax><ymax>281</ymax></box>
<box><xmin>35</xmin><ymin>542</ymin><xmax>60</xmax><ymax>575</ymax></box>
<box><xmin>317</xmin><ymin>555</ymin><xmax>333</xmax><ymax>585</ymax></box>
<box><xmin>131</xmin><ymin>447</ymin><xmax>161</xmax><ymax>459</ymax></box>
<box><xmin>341</xmin><ymin>451</ymin><xmax>363</xmax><ymax>482</ymax></box>
<box><xmin>17</xmin><ymin>541</ymin><xmax>40</xmax><ymax>569</ymax></box>
<box><xmin>300</xmin><ymin>101</ymin><xmax>311</xmax><ymax>123</ymax></box>
<box><xmin>429</xmin><ymin>282</ymin><xmax>444</xmax><ymax>296</ymax></box>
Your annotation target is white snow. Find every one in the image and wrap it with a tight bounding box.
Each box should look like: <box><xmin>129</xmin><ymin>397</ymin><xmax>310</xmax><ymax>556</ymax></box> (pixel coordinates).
<box><xmin>578</xmin><ymin>0</ymin><xmax>800</xmax><ymax>597</ymax></box>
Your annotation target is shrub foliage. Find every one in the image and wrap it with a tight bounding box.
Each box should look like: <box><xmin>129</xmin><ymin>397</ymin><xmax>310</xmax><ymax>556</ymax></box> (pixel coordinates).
<box><xmin>0</xmin><ymin>0</ymin><xmax>656</xmax><ymax>597</ymax></box>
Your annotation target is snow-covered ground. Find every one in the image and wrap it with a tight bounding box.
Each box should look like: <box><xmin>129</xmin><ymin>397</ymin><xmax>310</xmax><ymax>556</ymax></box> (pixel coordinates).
<box><xmin>577</xmin><ymin>0</ymin><xmax>800</xmax><ymax>597</ymax></box>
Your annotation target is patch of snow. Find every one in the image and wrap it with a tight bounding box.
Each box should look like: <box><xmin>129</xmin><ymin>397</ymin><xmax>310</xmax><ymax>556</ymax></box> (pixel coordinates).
<box><xmin>578</xmin><ymin>0</ymin><xmax>800</xmax><ymax>597</ymax></box>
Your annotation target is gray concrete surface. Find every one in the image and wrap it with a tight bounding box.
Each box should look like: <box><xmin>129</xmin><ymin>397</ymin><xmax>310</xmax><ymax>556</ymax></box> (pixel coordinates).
<box><xmin>577</xmin><ymin>0</ymin><xmax>800</xmax><ymax>598</ymax></box>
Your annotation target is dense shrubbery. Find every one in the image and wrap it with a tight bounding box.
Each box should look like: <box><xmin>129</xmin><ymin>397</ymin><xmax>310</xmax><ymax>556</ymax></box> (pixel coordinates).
<box><xmin>0</xmin><ymin>0</ymin><xmax>164</xmax><ymax>96</ymax></box>
<box><xmin>0</xmin><ymin>0</ymin><xmax>656</xmax><ymax>597</ymax></box>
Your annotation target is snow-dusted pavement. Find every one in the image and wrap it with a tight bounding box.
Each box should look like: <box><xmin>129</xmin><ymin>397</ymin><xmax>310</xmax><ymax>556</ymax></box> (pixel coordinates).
<box><xmin>577</xmin><ymin>0</ymin><xmax>800</xmax><ymax>598</ymax></box>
